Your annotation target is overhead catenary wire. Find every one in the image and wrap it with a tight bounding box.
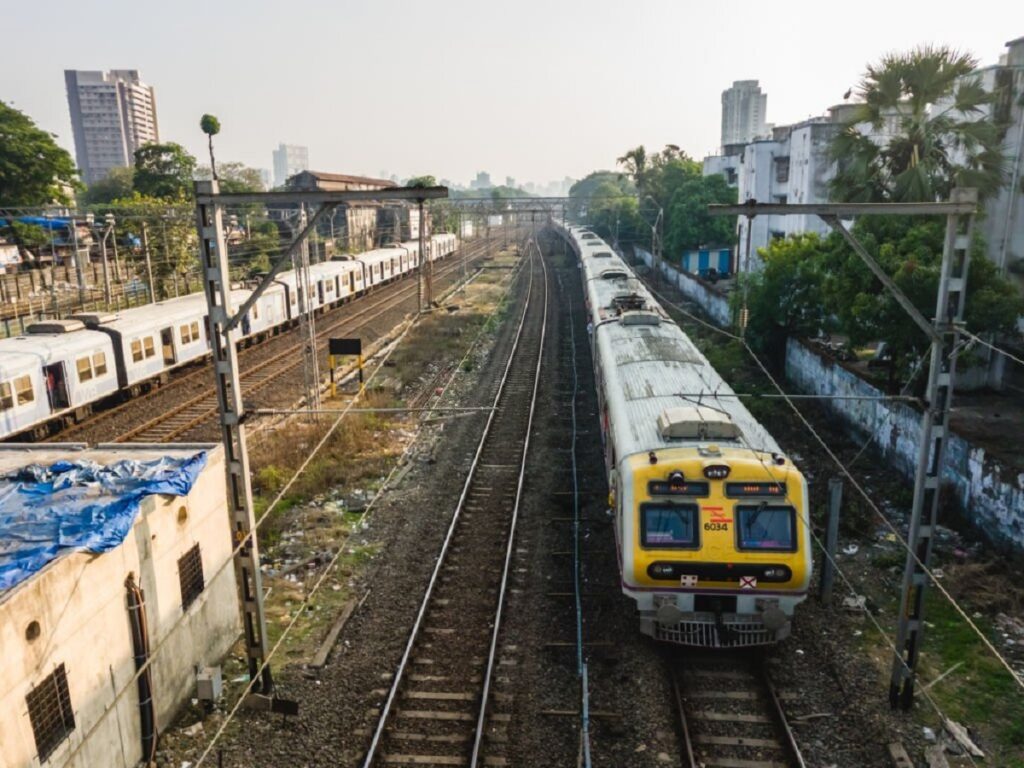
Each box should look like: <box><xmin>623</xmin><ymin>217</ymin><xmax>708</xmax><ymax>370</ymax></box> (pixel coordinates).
<box><xmin>638</xmin><ymin>267</ymin><xmax>1024</xmax><ymax>694</ymax></box>
<box><xmin>958</xmin><ymin>327</ymin><xmax>1024</xmax><ymax>369</ymax></box>
<box><xmin>50</xmin><ymin>235</ymin><xmax>503</xmax><ymax>768</ymax></box>
<box><xmin>196</xmin><ymin>235</ymin><xmax>530</xmax><ymax>766</ymax></box>
<box><xmin>734</xmin><ymin>432</ymin><xmax>982</xmax><ymax>767</ymax></box>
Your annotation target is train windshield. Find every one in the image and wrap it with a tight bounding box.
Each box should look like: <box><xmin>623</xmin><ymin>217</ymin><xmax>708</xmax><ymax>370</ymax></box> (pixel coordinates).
<box><xmin>736</xmin><ymin>505</ymin><xmax>796</xmax><ymax>551</ymax></box>
<box><xmin>641</xmin><ymin>503</ymin><xmax>698</xmax><ymax>548</ymax></box>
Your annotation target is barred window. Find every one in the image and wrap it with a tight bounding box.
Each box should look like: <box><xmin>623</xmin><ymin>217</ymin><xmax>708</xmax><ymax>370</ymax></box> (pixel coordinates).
<box><xmin>26</xmin><ymin>664</ymin><xmax>75</xmax><ymax>762</ymax></box>
<box><xmin>178</xmin><ymin>544</ymin><xmax>204</xmax><ymax>610</ymax></box>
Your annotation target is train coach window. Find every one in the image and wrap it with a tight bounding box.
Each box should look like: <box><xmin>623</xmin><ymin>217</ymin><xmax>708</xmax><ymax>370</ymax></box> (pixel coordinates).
<box><xmin>14</xmin><ymin>375</ymin><xmax>34</xmax><ymax>405</ymax></box>
<box><xmin>736</xmin><ymin>505</ymin><xmax>796</xmax><ymax>552</ymax></box>
<box><xmin>143</xmin><ymin>337</ymin><xmax>156</xmax><ymax>359</ymax></box>
<box><xmin>180</xmin><ymin>324</ymin><xmax>193</xmax><ymax>344</ymax></box>
<box><xmin>93</xmin><ymin>352</ymin><xmax>108</xmax><ymax>376</ymax></box>
<box><xmin>0</xmin><ymin>381</ymin><xmax>13</xmax><ymax>410</ymax></box>
<box><xmin>131</xmin><ymin>339</ymin><xmax>144</xmax><ymax>362</ymax></box>
<box><xmin>76</xmin><ymin>356</ymin><xmax>93</xmax><ymax>382</ymax></box>
<box><xmin>640</xmin><ymin>503</ymin><xmax>698</xmax><ymax>549</ymax></box>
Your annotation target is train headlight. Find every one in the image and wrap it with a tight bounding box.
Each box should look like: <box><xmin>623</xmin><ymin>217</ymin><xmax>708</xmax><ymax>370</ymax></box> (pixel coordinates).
<box><xmin>649</xmin><ymin>563</ymin><xmax>675</xmax><ymax>578</ymax></box>
<box><xmin>761</xmin><ymin>567</ymin><xmax>791</xmax><ymax>582</ymax></box>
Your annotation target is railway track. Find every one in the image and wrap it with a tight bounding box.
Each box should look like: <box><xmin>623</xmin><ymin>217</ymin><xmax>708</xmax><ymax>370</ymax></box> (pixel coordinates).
<box><xmin>360</xmin><ymin>240</ymin><xmax>548</xmax><ymax>768</ymax></box>
<box><xmin>669</xmin><ymin>651</ymin><xmax>806</xmax><ymax>768</ymax></box>
<box><xmin>46</xmin><ymin>239</ymin><xmax>492</xmax><ymax>443</ymax></box>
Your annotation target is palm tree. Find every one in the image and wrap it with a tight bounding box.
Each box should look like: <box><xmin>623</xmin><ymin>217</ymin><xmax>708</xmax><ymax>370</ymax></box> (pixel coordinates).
<box><xmin>616</xmin><ymin>145</ymin><xmax>649</xmax><ymax>189</ymax></box>
<box><xmin>830</xmin><ymin>46</ymin><xmax>1004</xmax><ymax>202</ymax></box>
<box><xmin>200</xmin><ymin>114</ymin><xmax>221</xmax><ymax>181</ymax></box>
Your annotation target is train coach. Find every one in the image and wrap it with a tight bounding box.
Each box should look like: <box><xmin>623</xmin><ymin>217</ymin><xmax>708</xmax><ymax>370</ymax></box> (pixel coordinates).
<box><xmin>558</xmin><ymin>224</ymin><xmax>812</xmax><ymax>648</ymax></box>
<box><xmin>0</xmin><ymin>233</ymin><xmax>459</xmax><ymax>441</ymax></box>
<box><xmin>0</xmin><ymin>321</ymin><xmax>119</xmax><ymax>438</ymax></box>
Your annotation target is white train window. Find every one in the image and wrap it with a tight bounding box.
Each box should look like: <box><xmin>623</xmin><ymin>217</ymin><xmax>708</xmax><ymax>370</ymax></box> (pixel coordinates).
<box><xmin>77</xmin><ymin>356</ymin><xmax>93</xmax><ymax>382</ymax></box>
<box><xmin>14</xmin><ymin>375</ymin><xmax>33</xmax><ymax>406</ymax></box>
<box><xmin>180</xmin><ymin>324</ymin><xmax>193</xmax><ymax>344</ymax></box>
<box><xmin>131</xmin><ymin>339</ymin><xmax>144</xmax><ymax>362</ymax></box>
<box><xmin>0</xmin><ymin>382</ymin><xmax>13</xmax><ymax>410</ymax></box>
<box><xmin>93</xmin><ymin>352</ymin><xmax>108</xmax><ymax>376</ymax></box>
<box><xmin>640</xmin><ymin>503</ymin><xmax>698</xmax><ymax>549</ymax></box>
<box><xmin>143</xmin><ymin>337</ymin><xmax>155</xmax><ymax>359</ymax></box>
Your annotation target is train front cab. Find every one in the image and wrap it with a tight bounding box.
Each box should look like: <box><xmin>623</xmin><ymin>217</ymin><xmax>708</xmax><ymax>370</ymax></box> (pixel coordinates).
<box><xmin>618</xmin><ymin>442</ymin><xmax>811</xmax><ymax>648</ymax></box>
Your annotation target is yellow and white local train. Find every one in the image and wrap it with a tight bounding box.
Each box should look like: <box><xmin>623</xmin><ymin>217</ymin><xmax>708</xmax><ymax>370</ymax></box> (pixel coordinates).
<box><xmin>556</xmin><ymin>224</ymin><xmax>812</xmax><ymax>647</ymax></box>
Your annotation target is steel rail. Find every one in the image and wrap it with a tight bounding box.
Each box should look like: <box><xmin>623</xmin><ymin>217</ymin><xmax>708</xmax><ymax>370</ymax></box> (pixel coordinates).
<box><xmin>110</xmin><ymin>242</ymin><xmax>490</xmax><ymax>442</ymax></box>
<box><xmin>760</xmin><ymin>661</ymin><xmax>807</xmax><ymax>768</ymax></box>
<box><xmin>670</xmin><ymin>653</ymin><xmax>807</xmax><ymax>768</ymax></box>
<box><xmin>468</xmin><ymin>239</ymin><xmax>548</xmax><ymax>767</ymax></box>
<box><xmin>43</xmin><ymin>239</ymin><xmax>491</xmax><ymax>443</ymax></box>
<box><xmin>360</xmin><ymin>245</ymin><xmax>540</xmax><ymax>768</ymax></box>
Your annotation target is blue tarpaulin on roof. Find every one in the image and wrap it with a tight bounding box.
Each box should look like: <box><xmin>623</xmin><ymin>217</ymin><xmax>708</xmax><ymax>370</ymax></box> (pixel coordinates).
<box><xmin>0</xmin><ymin>452</ymin><xmax>208</xmax><ymax>592</ymax></box>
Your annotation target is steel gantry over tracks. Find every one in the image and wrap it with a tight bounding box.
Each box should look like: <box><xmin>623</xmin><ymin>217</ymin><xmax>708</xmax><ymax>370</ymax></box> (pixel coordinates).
<box><xmin>193</xmin><ymin>180</ymin><xmax>447</xmax><ymax>698</ymax></box>
<box><xmin>710</xmin><ymin>191</ymin><xmax>977</xmax><ymax>710</ymax></box>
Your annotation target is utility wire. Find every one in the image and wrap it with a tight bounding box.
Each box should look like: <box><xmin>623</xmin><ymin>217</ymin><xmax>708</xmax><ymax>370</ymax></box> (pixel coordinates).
<box><xmin>637</xmin><ymin>267</ymin><xmax>1024</xmax><ymax>693</ymax></box>
<box><xmin>50</xmin><ymin>243</ymin><xmax>490</xmax><ymax>767</ymax></box>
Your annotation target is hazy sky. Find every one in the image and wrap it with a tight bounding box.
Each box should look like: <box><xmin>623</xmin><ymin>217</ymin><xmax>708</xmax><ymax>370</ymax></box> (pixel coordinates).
<box><xmin>2</xmin><ymin>0</ymin><xmax>1016</xmax><ymax>186</ymax></box>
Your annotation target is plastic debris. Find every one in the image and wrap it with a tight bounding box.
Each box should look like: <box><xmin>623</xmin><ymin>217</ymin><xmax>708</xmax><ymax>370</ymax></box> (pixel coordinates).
<box><xmin>842</xmin><ymin>543</ymin><xmax>860</xmax><ymax>556</ymax></box>
<box><xmin>923</xmin><ymin>726</ymin><xmax>936</xmax><ymax>742</ymax></box>
<box><xmin>182</xmin><ymin>722</ymin><xmax>203</xmax><ymax>737</ymax></box>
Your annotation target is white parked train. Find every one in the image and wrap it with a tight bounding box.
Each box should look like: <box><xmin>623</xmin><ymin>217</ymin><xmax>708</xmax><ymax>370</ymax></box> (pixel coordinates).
<box><xmin>0</xmin><ymin>233</ymin><xmax>458</xmax><ymax>440</ymax></box>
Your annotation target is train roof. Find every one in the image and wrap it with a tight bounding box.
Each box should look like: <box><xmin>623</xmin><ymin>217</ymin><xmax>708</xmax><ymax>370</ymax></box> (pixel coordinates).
<box><xmin>596</xmin><ymin>318</ymin><xmax>781</xmax><ymax>458</ymax></box>
<box><xmin>563</xmin><ymin>224</ymin><xmax>782</xmax><ymax>459</ymax></box>
<box><xmin>0</xmin><ymin>330</ymin><xmax>115</xmax><ymax>373</ymax></box>
<box><xmin>86</xmin><ymin>290</ymin><xmax>248</xmax><ymax>332</ymax></box>
<box><xmin>307</xmin><ymin>259</ymin><xmax>362</xmax><ymax>278</ymax></box>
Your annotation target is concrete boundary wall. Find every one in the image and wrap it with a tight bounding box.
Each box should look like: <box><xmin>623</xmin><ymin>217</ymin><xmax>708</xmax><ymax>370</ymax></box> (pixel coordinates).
<box><xmin>786</xmin><ymin>338</ymin><xmax>1024</xmax><ymax>549</ymax></box>
<box><xmin>635</xmin><ymin>247</ymin><xmax>732</xmax><ymax>327</ymax></box>
<box><xmin>634</xmin><ymin>248</ymin><xmax>1024</xmax><ymax>550</ymax></box>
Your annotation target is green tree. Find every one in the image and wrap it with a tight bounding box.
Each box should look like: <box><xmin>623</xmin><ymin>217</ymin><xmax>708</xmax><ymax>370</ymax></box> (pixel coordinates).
<box><xmin>663</xmin><ymin>174</ymin><xmax>738</xmax><ymax>255</ymax></box>
<box><xmin>196</xmin><ymin>162</ymin><xmax>265</xmax><ymax>193</ymax></box>
<box><xmin>0</xmin><ymin>101</ymin><xmax>79</xmax><ymax>206</ymax></box>
<box><xmin>110</xmin><ymin>193</ymin><xmax>196</xmax><ymax>298</ymax></box>
<box><xmin>133</xmin><ymin>143</ymin><xmax>197</xmax><ymax>199</ymax></box>
<box><xmin>568</xmin><ymin>171</ymin><xmax>640</xmax><ymax>243</ymax></box>
<box><xmin>200</xmin><ymin>114</ymin><xmax>221</xmax><ymax>179</ymax></box>
<box><xmin>830</xmin><ymin>46</ymin><xmax>1004</xmax><ymax>202</ymax></box>
<box><xmin>616</xmin><ymin>146</ymin><xmax>649</xmax><ymax>190</ymax></box>
<box><xmin>82</xmin><ymin>166</ymin><xmax>135</xmax><ymax>205</ymax></box>
<box><xmin>743</xmin><ymin>218</ymin><xmax>1024</xmax><ymax>387</ymax></box>
<box><xmin>406</xmin><ymin>175</ymin><xmax>437</xmax><ymax>188</ymax></box>
<box><xmin>740</xmin><ymin>233</ymin><xmax>832</xmax><ymax>361</ymax></box>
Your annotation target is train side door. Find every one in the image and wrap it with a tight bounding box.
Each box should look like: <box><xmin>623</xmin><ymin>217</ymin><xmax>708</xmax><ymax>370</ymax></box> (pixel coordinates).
<box><xmin>317</xmin><ymin>280</ymin><xmax>325</xmax><ymax>306</ymax></box>
<box><xmin>349</xmin><ymin>272</ymin><xmax>355</xmax><ymax>294</ymax></box>
<box><xmin>44</xmin><ymin>363</ymin><xmax>70</xmax><ymax>410</ymax></box>
<box><xmin>160</xmin><ymin>327</ymin><xmax>176</xmax><ymax>365</ymax></box>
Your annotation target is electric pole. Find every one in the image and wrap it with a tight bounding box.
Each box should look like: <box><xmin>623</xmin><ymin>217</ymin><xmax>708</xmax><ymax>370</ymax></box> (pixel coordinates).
<box><xmin>294</xmin><ymin>204</ymin><xmax>322</xmax><ymax>418</ymax></box>
<box><xmin>889</xmin><ymin>188</ymin><xmax>977</xmax><ymax>708</ymax></box>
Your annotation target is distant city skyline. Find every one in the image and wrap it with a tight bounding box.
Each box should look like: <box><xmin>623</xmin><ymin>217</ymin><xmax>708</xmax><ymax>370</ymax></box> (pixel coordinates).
<box><xmin>1</xmin><ymin>0</ymin><xmax>1015</xmax><ymax>184</ymax></box>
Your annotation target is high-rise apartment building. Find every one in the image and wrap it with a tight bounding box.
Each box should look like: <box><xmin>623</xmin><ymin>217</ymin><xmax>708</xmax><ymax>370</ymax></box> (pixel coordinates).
<box><xmin>272</xmin><ymin>144</ymin><xmax>309</xmax><ymax>188</ymax></box>
<box><xmin>64</xmin><ymin>70</ymin><xmax>159</xmax><ymax>186</ymax></box>
<box><xmin>720</xmin><ymin>80</ymin><xmax>767</xmax><ymax>149</ymax></box>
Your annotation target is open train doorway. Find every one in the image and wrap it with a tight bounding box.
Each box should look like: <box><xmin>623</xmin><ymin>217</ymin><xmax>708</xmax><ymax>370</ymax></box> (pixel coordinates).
<box><xmin>44</xmin><ymin>363</ymin><xmax>70</xmax><ymax>410</ymax></box>
<box><xmin>160</xmin><ymin>327</ymin><xmax>176</xmax><ymax>365</ymax></box>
